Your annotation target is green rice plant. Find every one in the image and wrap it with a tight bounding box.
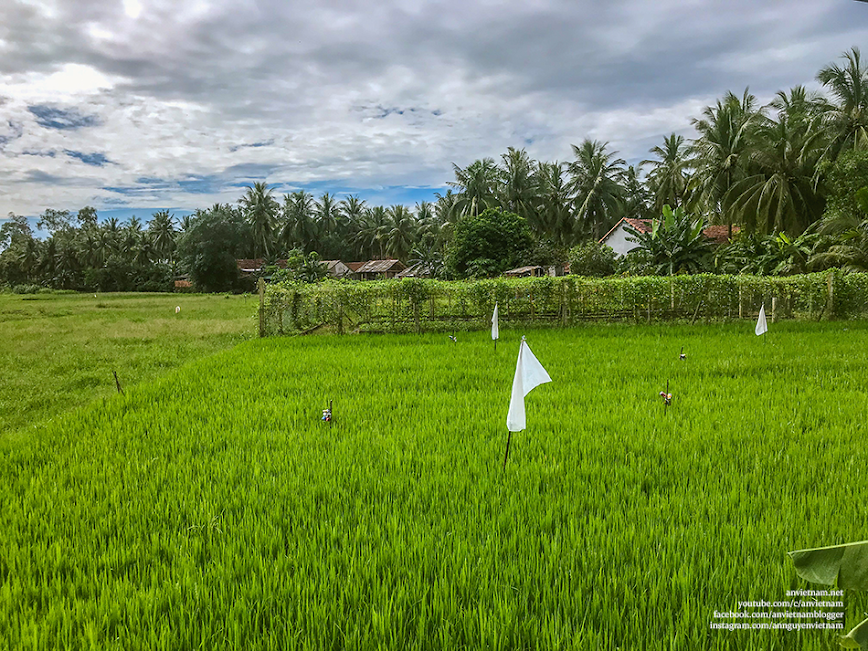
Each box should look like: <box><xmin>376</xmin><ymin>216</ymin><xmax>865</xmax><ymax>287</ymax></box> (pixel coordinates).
<box><xmin>2</xmin><ymin>321</ymin><xmax>868</xmax><ymax>649</ymax></box>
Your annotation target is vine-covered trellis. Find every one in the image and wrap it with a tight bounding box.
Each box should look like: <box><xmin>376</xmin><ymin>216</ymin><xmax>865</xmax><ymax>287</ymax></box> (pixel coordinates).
<box><xmin>258</xmin><ymin>271</ymin><xmax>868</xmax><ymax>336</ymax></box>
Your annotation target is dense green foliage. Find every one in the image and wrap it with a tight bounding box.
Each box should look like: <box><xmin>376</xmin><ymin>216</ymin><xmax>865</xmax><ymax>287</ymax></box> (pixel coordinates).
<box><xmin>567</xmin><ymin>241</ymin><xmax>617</xmax><ymax>277</ymax></box>
<box><xmin>263</xmin><ymin>271</ymin><xmax>868</xmax><ymax>336</ymax></box>
<box><xmin>445</xmin><ymin>208</ymin><xmax>534</xmax><ymax>278</ymax></box>
<box><xmin>0</xmin><ymin>292</ymin><xmax>253</xmax><ymax>434</ymax></box>
<box><xmin>3</xmin><ymin>323</ymin><xmax>868</xmax><ymax>649</ymax></box>
<box><xmin>625</xmin><ymin>205</ymin><xmax>714</xmax><ymax>275</ymax></box>
<box><xmin>177</xmin><ymin>206</ymin><xmax>253</xmax><ymax>293</ymax></box>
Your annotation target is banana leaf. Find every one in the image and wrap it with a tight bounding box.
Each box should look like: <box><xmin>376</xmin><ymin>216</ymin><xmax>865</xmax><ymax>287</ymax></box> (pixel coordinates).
<box><xmin>789</xmin><ymin>541</ymin><xmax>868</xmax><ymax>589</ymax></box>
<box><xmin>839</xmin><ymin>616</ymin><xmax>868</xmax><ymax>650</ymax></box>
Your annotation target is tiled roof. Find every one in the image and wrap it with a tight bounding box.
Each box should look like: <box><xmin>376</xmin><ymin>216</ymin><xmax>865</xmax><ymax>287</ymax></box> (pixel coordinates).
<box><xmin>702</xmin><ymin>225</ymin><xmax>740</xmax><ymax>244</ymax></box>
<box><xmin>236</xmin><ymin>258</ymin><xmax>288</xmax><ymax>272</ymax></box>
<box><xmin>623</xmin><ymin>218</ymin><xmax>652</xmax><ymax>234</ymax></box>
<box><xmin>600</xmin><ymin>218</ymin><xmax>739</xmax><ymax>244</ymax></box>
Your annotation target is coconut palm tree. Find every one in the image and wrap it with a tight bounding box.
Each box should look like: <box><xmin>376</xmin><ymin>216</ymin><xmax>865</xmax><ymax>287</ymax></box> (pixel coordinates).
<box><xmin>384</xmin><ymin>205</ymin><xmax>417</xmax><ymax>260</ymax></box>
<box><xmin>622</xmin><ymin>164</ymin><xmax>652</xmax><ymax>220</ymax></box>
<box><xmin>535</xmin><ymin>162</ymin><xmax>574</xmax><ymax>246</ymax></box>
<box><xmin>280</xmin><ymin>191</ymin><xmax>318</xmax><ymax>252</ymax></box>
<box><xmin>690</xmin><ymin>89</ymin><xmax>762</xmax><ymax>237</ymax></box>
<box><xmin>148</xmin><ymin>210</ymin><xmax>176</xmax><ymax>263</ymax></box>
<box><xmin>567</xmin><ymin>139</ymin><xmax>627</xmax><ymax>241</ymax></box>
<box><xmin>316</xmin><ymin>192</ymin><xmax>340</xmax><ymax>238</ymax></box>
<box><xmin>498</xmin><ymin>147</ymin><xmax>539</xmax><ymax>222</ymax></box>
<box><xmin>339</xmin><ymin>195</ymin><xmax>367</xmax><ymax>229</ymax></box>
<box><xmin>817</xmin><ymin>47</ymin><xmax>868</xmax><ymax>158</ymax></box>
<box><xmin>448</xmin><ymin>158</ymin><xmax>500</xmax><ymax>218</ymax></box>
<box><xmin>727</xmin><ymin>88</ymin><xmax>826</xmax><ymax>235</ymax></box>
<box><xmin>240</xmin><ymin>181</ymin><xmax>278</xmax><ymax>258</ymax></box>
<box><xmin>352</xmin><ymin>206</ymin><xmax>391</xmax><ymax>260</ymax></box>
<box><xmin>643</xmin><ymin>133</ymin><xmax>692</xmax><ymax>213</ymax></box>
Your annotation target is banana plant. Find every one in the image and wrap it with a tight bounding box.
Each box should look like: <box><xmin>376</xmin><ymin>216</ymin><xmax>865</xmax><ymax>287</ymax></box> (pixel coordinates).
<box><xmin>789</xmin><ymin>541</ymin><xmax>868</xmax><ymax>648</ymax></box>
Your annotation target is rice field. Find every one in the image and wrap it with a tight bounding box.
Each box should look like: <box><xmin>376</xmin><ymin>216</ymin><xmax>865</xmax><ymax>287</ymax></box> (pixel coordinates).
<box><xmin>0</xmin><ymin>292</ymin><xmax>253</xmax><ymax>435</ymax></box>
<box><xmin>2</xmin><ymin>320</ymin><xmax>868</xmax><ymax>650</ymax></box>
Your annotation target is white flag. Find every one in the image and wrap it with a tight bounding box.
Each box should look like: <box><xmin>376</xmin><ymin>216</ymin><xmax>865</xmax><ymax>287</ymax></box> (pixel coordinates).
<box><xmin>491</xmin><ymin>302</ymin><xmax>499</xmax><ymax>341</ymax></box>
<box><xmin>506</xmin><ymin>338</ymin><xmax>552</xmax><ymax>432</ymax></box>
<box><xmin>755</xmin><ymin>303</ymin><xmax>768</xmax><ymax>336</ymax></box>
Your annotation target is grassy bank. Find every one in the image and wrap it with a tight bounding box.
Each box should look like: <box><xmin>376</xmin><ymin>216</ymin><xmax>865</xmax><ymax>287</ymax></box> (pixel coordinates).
<box><xmin>0</xmin><ymin>292</ymin><xmax>254</xmax><ymax>435</ymax></box>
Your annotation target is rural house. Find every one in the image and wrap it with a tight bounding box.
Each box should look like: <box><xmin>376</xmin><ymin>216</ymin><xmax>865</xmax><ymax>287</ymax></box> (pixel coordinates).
<box><xmin>599</xmin><ymin>217</ymin><xmax>739</xmax><ymax>256</ymax></box>
<box><xmin>355</xmin><ymin>259</ymin><xmax>407</xmax><ymax>280</ymax></box>
<box><xmin>503</xmin><ymin>265</ymin><xmax>545</xmax><ymax>278</ymax></box>
<box><xmin>322</xmin><ymin>260</ymin><xmax>351</xmax><ymax>278</ymax></box>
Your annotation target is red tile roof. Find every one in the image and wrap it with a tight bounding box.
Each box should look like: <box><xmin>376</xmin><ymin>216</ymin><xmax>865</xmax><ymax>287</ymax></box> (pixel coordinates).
<box><xmin>599</xmin><ymin>218</ymin><xmax>739</xmax><ymax>245</ymax></box>
<box><xmin>702</xmin><ymin>225</ymin><xmax>741</xmax><ymax>244</ymax></box>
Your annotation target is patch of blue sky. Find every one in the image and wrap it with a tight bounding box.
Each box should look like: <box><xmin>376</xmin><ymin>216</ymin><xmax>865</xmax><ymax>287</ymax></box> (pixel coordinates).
<box><xmin>28</xmin><ymin>105</ymin><xmax>99</xmax><ymax>130</ymax></box>
<box><xmin>229</xmin><ymin>140</ymin><xmax>275</xmax><ymax>152</ymax></box>
<box><xmin>64</xmin><ymin>150</ymin><xmax>111</xmax><ymax>166</ymax></box>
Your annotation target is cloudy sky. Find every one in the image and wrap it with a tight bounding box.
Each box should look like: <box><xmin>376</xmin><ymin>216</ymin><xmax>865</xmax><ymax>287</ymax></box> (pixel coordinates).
<box><xmin>1</xmin><ymin>0</ymin><xmax>867</xmax><ymax>221</ymax></box>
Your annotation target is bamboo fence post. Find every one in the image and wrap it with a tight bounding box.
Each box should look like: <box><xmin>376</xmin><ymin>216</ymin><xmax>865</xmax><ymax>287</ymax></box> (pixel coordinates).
<box><xmin>827</xmin><ymin>272</ymin><xmax>835</xmax><ymax>319</ymax></box>
<box><xmin>258</xmin><ymin>277</ymin><xmax>265</xmax><ymax>338</ymax></box>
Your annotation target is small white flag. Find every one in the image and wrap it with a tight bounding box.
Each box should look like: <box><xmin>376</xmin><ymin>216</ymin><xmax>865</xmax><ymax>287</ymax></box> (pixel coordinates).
<box><xmin>175</xmin><ymin>306</ymin><xmax>181</xmax><ymax>314</ymax></box>
<box><xmin>491</xmin><ymin>302</ymin><xmax>499</xmax><ymax>341</ymax></box>
<box><xmin>755</xmin><ymin>303</ymin><xmax>767</xmax><ymax>336</ymax></box>
<box><xmin>506</xmin><ymin>337</ymin><xmax>552</xmax><ymax>432</ymax></box>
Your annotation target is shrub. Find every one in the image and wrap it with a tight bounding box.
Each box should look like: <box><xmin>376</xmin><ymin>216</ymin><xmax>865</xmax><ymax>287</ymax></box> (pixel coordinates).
<box><xmin>568</xmin><ymin>241</ymin><xmax>617</xmax><ymax>277</ymax></box>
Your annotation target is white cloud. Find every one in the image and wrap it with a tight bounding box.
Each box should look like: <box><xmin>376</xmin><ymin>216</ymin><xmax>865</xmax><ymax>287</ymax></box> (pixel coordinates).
<box><xmin>0</xmin><ymin>0</ymin><xmax>865</xmax><ymax>215</ymax></box>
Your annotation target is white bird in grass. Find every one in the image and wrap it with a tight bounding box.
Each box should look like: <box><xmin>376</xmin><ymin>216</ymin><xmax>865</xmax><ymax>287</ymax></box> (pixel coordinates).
<box><xmin>448</xmin><ymin>334</ymin><xmax>457</xmax><ymax>343</ymax></box>
<box><xmin>175</xmin><ymin>306</ymin><xmax>181</xmax><ymax>314</ymax></box>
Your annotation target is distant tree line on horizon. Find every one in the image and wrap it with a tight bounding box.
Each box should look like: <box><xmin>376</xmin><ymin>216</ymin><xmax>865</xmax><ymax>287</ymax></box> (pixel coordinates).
<box><xmin>3</xmin><ymin>47</ymin><xmax>868</xmax><ymax>293</ymax></box>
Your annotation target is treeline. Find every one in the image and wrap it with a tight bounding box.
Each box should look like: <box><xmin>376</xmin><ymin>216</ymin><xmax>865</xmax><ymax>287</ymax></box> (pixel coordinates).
<box><xmin>2</xmin><ymin>47</ymin><xmax>868</xmax><ymax>292</ymax></box>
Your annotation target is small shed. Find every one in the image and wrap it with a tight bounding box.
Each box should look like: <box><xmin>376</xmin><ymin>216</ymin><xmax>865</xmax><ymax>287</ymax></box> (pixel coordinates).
<box><xmin>355</xmin><ymin>259</ymin><xmax>407</xmax><ymax>280</ymax></box>
<box><xmin>396</xmin><ymin>262</ymin><xmax>436</xmax><ymax>279</ymax></box>
<box><xmin>503</xmin><ymin>265</ymin><xmax>544</xmax><ymax>278</ymax></box>
<box><xmin>236</xmin><ymin>258</ymin><xmax>265</xmax><ymax>274</ymax></box>
<box><xmin>322</xmin><ymin>260</ymin><xmax>351</xmax><ymax>278</ymax></box>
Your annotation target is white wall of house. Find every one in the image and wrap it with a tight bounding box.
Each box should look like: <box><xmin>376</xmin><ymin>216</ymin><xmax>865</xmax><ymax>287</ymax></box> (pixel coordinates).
<box><xmin>601</xmin><ymin>224</ymin><xmax>640</xmax><ymax>257</ymax></box>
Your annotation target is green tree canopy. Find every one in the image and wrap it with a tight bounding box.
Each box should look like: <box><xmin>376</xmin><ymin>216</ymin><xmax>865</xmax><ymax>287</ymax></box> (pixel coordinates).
<box><xmin>177</xmin><ymin>204</ymin><xmax>252</xmax><ymax>292</ymax></box>
<box><xmin>446</xmin><ymin>208</ymin><xmax>534</xmax><ymax>278</ymax></box>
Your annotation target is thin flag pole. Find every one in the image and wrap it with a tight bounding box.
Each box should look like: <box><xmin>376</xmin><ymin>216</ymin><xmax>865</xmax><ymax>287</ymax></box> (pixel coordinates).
<box><xmin>503</xmin><ymin>431</ymin><xmax>512</xmax><ymax>469</ymax></box>
<box><xmin>113</xmin><ymin>370</ymin><xmax>124</xmax><ymax>395</ymax></box>
<box><xmin>665</xmin><ymin>379</ymin><xmax>669</xmax><ymax>415</ymax></box>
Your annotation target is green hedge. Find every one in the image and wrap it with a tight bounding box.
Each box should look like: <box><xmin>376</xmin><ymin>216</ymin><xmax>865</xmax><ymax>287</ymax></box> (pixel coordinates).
<box><xmin>262</xmin><ymin>271</ymin><xmax>862</xmax><ymax>336</ymax></box>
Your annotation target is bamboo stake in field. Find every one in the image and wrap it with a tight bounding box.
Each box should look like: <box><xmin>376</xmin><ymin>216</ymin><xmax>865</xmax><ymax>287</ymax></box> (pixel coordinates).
<box><xmin>659</xmin><ymin>380</ymin><xmax>671</xmax><ymax>413</ymax></box>
<box><xmin>113</xmin><ymin>370</ymin><xmax>124</xmax><ymax>395</ymax></box>
<box><xmin>504</xmin><ymin>336</ymin><xmax>551</xmax><ymax>468</ymax></box>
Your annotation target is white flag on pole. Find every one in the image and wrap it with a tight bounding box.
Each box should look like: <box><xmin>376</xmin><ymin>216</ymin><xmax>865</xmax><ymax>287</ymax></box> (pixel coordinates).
<box><xmin>491</xmin><ymin>302</ymin><xmax>499</xmax><ymax>341</ymax></box>
<box><xmin>506</xmin><ymin>337</ymin><xmax>552</xmax><ymax>432</ymax></box>
<box><xmin>755</xmin><ymin>303</ymin><xmax>768</xmax><ymax>336</ymax></box>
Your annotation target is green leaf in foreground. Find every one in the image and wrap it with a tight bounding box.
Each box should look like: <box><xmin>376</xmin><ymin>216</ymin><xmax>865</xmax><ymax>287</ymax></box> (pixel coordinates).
<box><xmin>839</xmin><ymin>615</ymin><xmax>868</xmax><ymax>649</ymax></box>
<box><xmin>789</xmin><ymin>541</ymin><xmax>868</xmax><ymax>589</ymax></box>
